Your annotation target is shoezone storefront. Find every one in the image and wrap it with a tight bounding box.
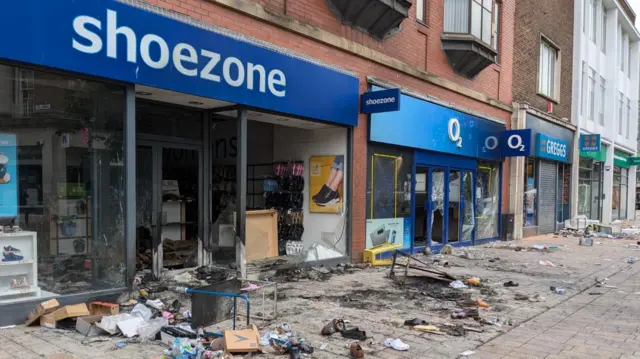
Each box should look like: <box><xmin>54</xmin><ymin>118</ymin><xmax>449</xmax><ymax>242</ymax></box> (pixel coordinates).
<box><xmin>0</xmin><ymin>0</ymin><xmax>358</xmax><ymax>322</ymax></box>
<box><xmin>365</xmin><ymin>86</ymin><xmax>509</xmax><ymax>254</ymax></box>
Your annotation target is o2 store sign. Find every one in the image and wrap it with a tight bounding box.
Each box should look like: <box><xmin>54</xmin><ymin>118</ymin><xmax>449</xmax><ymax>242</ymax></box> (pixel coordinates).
<box><xmin>447</xmin><ymin>120</ymin><xmax>532</xmax><ymax>157</ymax></box>
<box><xmin>537</xmin><ymin>133</ymin><xmax>569</xmax><ymax>162</ymax></box>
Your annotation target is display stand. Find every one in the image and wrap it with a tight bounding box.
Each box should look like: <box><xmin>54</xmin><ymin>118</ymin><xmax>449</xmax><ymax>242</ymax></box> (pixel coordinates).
<box><xmin>0</xmin><ymin>231</ymin><xmax>41</xmax><ymax>301</ymax></box>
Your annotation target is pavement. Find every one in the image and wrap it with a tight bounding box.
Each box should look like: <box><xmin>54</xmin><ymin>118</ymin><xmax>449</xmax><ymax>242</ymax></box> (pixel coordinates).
<box><xmin>3</xmin><ymin>226</ymin><xmax>640</xmax><ymax>358</ymax></box>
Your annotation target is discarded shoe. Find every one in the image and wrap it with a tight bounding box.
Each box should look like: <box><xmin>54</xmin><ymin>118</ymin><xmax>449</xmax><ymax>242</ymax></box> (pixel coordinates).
<box><xmin>321</xmin><ymin>318</ymin><xmax>345</xmax><ymax>335</ymax></box>
<box><xmin>341</xmin><ymin>327</ymin><xmax>366</xmax><ymax>341</ymax></box>
<box><xmin>289</xmin><ymin>345</ymin><xmax>301</xmax><ymax>359</ymax></box>
<box><xmin>503</xmin><ymin>281</ymin><xmax>519</xmax><ymax>287</ymax></box>
<box><xmin>349</xmin><ymin>341</ymin><xmax>365</xmax><ymax>359</ymax></box>
<box><xmin>403</xmin><ymin>318</ymin><xmax>428</xmax><ymax>326</ymax></box>
<box><xmin>384</xmin><ymin>338</ymin><xmax>410</xmax><ymax>351</ymax></box>
<box><xmin>300</xmin><ymin>343</ymin><xmax>314</xmax><ymax>354</ymax></box>
<box><xmin>277</xmin><ymin>322</ymin><xmax>292</xmax><ymax>337</ymax></box>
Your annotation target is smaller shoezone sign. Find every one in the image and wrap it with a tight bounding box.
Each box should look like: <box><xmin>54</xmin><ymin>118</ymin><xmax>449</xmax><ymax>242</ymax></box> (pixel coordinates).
<box><xmin>361</xmin><ymin>88</ymin><xmax>401</xmax><ymax>114</ymax></box>
<box><xmin>579</xmin><ymin>134</ymin><xmax>601</xmax><ymax>152</ymax></box>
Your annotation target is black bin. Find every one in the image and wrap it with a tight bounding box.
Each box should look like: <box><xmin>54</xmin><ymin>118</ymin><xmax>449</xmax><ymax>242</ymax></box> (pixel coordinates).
<box><xmin>190</xmin><ymin>279</ymin><xmax>241</xmax><ymax>328</ymax></box>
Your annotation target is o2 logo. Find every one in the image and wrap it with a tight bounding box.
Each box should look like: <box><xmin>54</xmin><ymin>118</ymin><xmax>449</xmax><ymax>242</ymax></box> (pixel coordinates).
<box><xmin>543</xmin><ymin>139</ymin><xmax>567</xmax><ymax>158</ymax></box>
<box><xmin>482</xmin><ymin>136</ymin><xmax>498</xmax><ymax>153</ymax></box>
<box><xmin>448</xmin><ymin>118</ymin><xmax>462</xmax><ymax>148</ymax></box>
<box><xmin>507</xmin><ymin>134</ymin><xmax>526</xmax><ymax>152</ymax></box>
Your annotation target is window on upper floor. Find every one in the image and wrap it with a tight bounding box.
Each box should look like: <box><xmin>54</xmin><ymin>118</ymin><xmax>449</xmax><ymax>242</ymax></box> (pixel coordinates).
<box><xmin>599</xmin><ymin>76</ymin><xmax>606</xmax><ymax>125</ymax></box>
<box><xmin>539</xmin><ymin>39</ymin><xmax>559</xmax><ymax>100</ymax></box>
<box><xmin>620</xmin><ymin>31</ymin><xmax>625</xmax><ymax>71</ymax></box>
<box><xmin>626</xmin><ymin>97</ymin><xmax>631</xmax><ymax>138</ymax></box>
<box><xmin>581</xmin><ymin>62</ymin><xmax>587</xmax><ymax>115</ymax></box>
<box><xmin>589</xmin><ymin>68</ymin><xmax>596</xmax><ymax>121</ymax></box>
<box><xmin>583</xmin><ymin>0</ymin><xmax>588</xmax><ymax>34</ymax></box>
<box><xmin>590</xmin><ymin>0</ymin><xmax>598</xmax><ymax>42</ymax></box>
<box><xmin>442</xmin><ymin>0</ymin><xmax>499</xmax><ymax>77</ymax></box>
<box><xmin>618</xmin><ymin>91</ymin><xmax>624</xmax><ymax>135</ymax></box>
<box><xmin>628</xmin><ymin>40</ymin><xmax>632</xmax><ymax>78</ymax></box>
<box><xmin>416</xmin><ymin>0</ymin><xmax>427</xmax><ymax>24</ymax></box>
<box><xmin>601</xmin><ymin>8</ymin><xmax>607</xmax><ymax>52</ymax></box>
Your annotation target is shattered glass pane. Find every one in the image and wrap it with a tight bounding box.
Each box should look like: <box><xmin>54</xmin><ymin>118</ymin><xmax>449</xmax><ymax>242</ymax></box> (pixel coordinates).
<box><xmin>430</xmin><ymin>169</ymin><xmax>445</xmax><ymax>244</ymax></box>
<box><xmin>462</xmin><ymin>171</ymin><xmax>474</xmax><ymax>241</ymax></box>
<box><xmin>578</xmin><ymin>182</ymin><xmax>591</xmax><ymax>216</ymax></box>
<box><xmin>476</xmin><ymin>162</ymin><xmax>499</xmax><ymax>239</ymax></box>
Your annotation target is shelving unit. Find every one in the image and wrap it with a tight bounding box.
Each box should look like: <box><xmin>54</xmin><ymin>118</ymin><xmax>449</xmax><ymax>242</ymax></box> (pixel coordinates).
<box><xmin>0</xmin><ymin>231</ymin><xmax>41</xmax><ymax>301</ymax></box>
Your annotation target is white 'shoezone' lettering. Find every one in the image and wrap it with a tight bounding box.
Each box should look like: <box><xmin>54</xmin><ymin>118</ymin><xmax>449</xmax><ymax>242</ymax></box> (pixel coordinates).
<box><xmin>73</xmin><ymin>9</ymin><xmax>287</xmax><ymax>97</ymax></box>
<box><xmin>72</xmin><ymin>16</ymin><xmax>103</xmax><ymax>54</ymax></box>
<box><xmin>173</xmin><ymin>43</ymin><xmax>198</xmax><ymax>76</ymax></box>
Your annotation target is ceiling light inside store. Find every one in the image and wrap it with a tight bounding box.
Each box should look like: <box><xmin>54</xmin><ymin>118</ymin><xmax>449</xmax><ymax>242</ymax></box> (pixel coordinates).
<box><xmin>136</xmin><ymin>91</ymin><xmax>152</xmax><ymax>96</ymax></box>
<box><xmin>188</xmin><ymin>101</ymin><xmax>204</xmax><ymax>105</ymax></box>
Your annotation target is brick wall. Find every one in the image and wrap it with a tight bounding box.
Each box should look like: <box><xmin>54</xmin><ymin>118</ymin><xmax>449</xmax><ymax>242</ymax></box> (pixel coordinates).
<box><xmin>142</xmin><ymin>0</ymin><xmax>514</xmax><ymax>260</ymax></box>
<box><xmin>513</xmin><ymin>0</ymin><xmax>574</xmax><ymax>120</ymax></box>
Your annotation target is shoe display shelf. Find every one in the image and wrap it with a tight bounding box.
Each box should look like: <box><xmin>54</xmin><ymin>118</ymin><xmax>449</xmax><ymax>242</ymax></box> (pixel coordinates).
<box><xmin>0</xmin><ymin>231</ymin><xmax>41</xmax><ymax>300</ymax></box>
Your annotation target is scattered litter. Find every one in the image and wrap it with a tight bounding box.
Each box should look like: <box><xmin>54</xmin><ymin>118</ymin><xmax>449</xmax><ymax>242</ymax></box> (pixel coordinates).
<box><xmin>476</xmin><ymin>300</ymin><xmax>489</xmax><ymax>308</ymax></box>
<box><xmin>449</xmin><ymin>280</ymin><xmax>468</xmax><ymax>289</ymax></box>
<box><xmin>413</xmin><ymin>325</ymin><xmax>444</xmax><ymax>335</ymax></box>
<box><xmin>579</xmin><ymin>238</ymin><xmax>593</xmax><ymax>246</ymax></box>
<box><xmin>628</xmin><ymin>258</ymin><xmax>636</xmax><ymax>264</ymax></box>
<box><xmin>503</xmin><ymin>281</ymin><xmax>519</xmax><ymax>287</ymax></box>
<box><xmin>384</xmin><ymin>338</ymin><xmax>410</xmax><ymax>351</ymax></box>
<box><xmin>465</xmin><ymin>277</ymin><xmax>481</xmax><ymax>286</ymax></box>
<box><xmin>441</xmin><ymin>244</ymin><xmax>453</xmax><ymax>255</ymax></box>
<box><xmin>532</xmin><ymin>244</ymin><xmax>546</xmax><ymax>250</ymax></box>
<box><xmin>528</xmin><ymin>294</ymin><xmax>546</xmax><ymax>302</ymax></box>
<box><xmin>404</xmin><ymin>318</ymin><xmax>428</xmax><ymax>326</ymax></box>
<box><xmin>319</xmin><ymin>343</ymin><xmax>328</xmax><ymax>350</ymax></box>
<box><xmin>550</xmin><ymin>286</ymin><xmax>565</xmax><ymax>295</ymax></box>
<box><xmin>451</xmin><ymin>308</ymin><xmax>479</xmax><ymax>319</ymax></box>
<box><xmin>460</xmin><ymin>350</ymin><xmax>476</xmax><ymax>356</ymax></box>
<box><xmin>114</xmin><ymin>342</ymin><xmax>128</xmax><ymax>350</ymax></box>
<box><xmin>539</xmin><ymin>260</ymin><xmax>556</xmax><ymax>267</ymax></box>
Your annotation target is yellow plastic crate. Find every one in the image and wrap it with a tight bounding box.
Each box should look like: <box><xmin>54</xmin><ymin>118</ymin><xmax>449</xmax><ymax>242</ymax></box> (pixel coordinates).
<box><xmin>362</xmin><ymin>243</ymin><xmax>402</xmax><ymax>266</ymax></box>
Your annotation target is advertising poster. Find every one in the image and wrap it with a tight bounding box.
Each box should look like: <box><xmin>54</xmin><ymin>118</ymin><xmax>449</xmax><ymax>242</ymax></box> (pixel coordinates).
<box><xmin>365</xmin><ymin>217</ymin><xmax>411</xmax><ymax>249</ymax></box>
<box><xmin>309</xmin><ymin>155</ymin><xmax>344</xmax><ymax>213</ymax></box>
<box><xmin>0</xmin><ymin>134</ymin><xmax>17</xmax><ymax>218</ymax></box>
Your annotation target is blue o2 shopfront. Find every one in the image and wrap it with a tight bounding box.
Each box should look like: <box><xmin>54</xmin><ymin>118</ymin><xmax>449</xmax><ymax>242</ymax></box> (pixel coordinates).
<box><xmin>0</xmin><ymin>0</ymin><xmax>359</xmax><ymax>324</ymax></box>
<box><xmin>365</xmin><ymin>87</ymin><xmax>505</xmax><ymax>254</ymax></box>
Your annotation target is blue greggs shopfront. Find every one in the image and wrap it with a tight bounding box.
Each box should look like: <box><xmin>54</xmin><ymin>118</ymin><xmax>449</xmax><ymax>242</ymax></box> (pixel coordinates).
<box><xmin>365</xmin><ymin>87</ymin><xmax>505</xmax><ymax>254</ymax></box>
<box><xmin>0</xmin><ymin>0</ymin><xmax>359</xmax><ymax>323</ymax></box>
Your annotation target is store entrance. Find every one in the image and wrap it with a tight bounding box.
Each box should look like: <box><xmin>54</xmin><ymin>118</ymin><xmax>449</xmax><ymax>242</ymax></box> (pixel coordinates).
<box><xmin>414</xmin><ymin>165</ymin><xmax>475</xmax><ymax>251</ymax></box>
<box><xmin>136</xmin><ymin>143</ymin><xmax>202</xmax><ymax>275</ymax></box>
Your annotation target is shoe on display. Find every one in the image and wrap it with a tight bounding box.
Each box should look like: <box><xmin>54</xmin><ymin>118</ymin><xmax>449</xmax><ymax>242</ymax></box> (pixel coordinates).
<box><xmin>3</xmin><ymin>246</ymin><xmax>21</xmax><ymax>253</ymax></box>
<box><xmin>312</xmin><ymin>185</ymin><xmax>331</xmax><ymax>203</ymax></box>
<box><xmin>315</xmin><ymin>190</ymin><xmax>340</xmax><ymax>206</ymax></box>
<box><xmin>2</xmin><ymin>252</ymin><xmax>24</xmax><ymax>262</ymax></box>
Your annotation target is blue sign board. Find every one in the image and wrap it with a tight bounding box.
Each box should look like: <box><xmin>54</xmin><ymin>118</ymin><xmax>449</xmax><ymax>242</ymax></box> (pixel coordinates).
<box><xmin>502</xmin><ymin>129</ymin><xmax>532</xmax><ymax>157</ymax></box>
<box><xmin>536</xmin><ymin>133</ymin><xmax>569</xmax><ymax>162</ymax></box>
<box><xmin>369</xmin><ymin>87</ymin><xmax>505</xmax><ymax>161</ymax></box>
<box><xmin>0</xmin><ymin>0</ymin><xmax>359</xmax><ymax>126</ymax></box>
<box><xmin>579</xmin><ymin>134</ymin><xmax>601</xmax><ymax>152</ymax></box>
<box><xmin>0</xmin><ymin>134</ymin><xmax>18</xmax><ymax>218</ymax></box>
<box><xmin>361</xmin><ymin>88</ymin><xmax>401</xmax><ymax>113</ymax></box>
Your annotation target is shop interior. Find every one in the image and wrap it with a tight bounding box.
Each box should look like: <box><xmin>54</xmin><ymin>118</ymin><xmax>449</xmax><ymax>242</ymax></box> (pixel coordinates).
<box><xmin>0</xmin><ymin>62</ymin><xmax>349</xmax><ymax>305</ymax></box>
<box><xmin>133</xmin><ymin>86</ymin><xmax>349</xmax><ymax>275</ymax></box>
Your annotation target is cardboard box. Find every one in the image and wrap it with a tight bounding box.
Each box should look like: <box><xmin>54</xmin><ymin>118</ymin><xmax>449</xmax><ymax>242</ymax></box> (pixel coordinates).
<box><xmin>25</xmin><ymin>299</ymin><xmax>60</xmax><ymax>326</ymax></box>
<box><xmin>224</xmin><ymin>325</ymin><xmax>261</xmax><ymax>353</ymax></box>
<box><xmin>76</xmin><ymin>315</ymin><xmax>107</xmax><ymax>337</ymax></box>
<box><xmin>89</xmin><ymin>302</ymin><xmax>119</xmax><ymax>316</ymax></box>
<box><xmin>41</xmin><ymin>303</ymin><xmax>90</xmax><ymax>329</ymax></box>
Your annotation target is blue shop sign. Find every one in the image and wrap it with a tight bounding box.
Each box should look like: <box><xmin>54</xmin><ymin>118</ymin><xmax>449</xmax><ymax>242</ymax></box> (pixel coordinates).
<box><xmin>369</xmin><ymin>87</ymin><xmax>505</xmax><ymax>161</ymax></box>
<box><xmin>502</xmin><ymin>129</ymin><xmax>532</xmax><ymax>157</ymax></box>
<box><xmin>579</xmin><ymin>134</ymin><xmax>601</xmax><ymax>152</ymax></box>
<box><xmin>361</xmin><ymin>88</ymin><xmax>401</xmax><ymax>113</ymax></box>
<box><xmin>536</xmin><ymin>133</ymin><xmax>569</xmax><ymax>162</ymax></box>
<box><xmin>0</xmin><ymin>0</ymin><xmax>359</xmax><ymax>126</ymax></box>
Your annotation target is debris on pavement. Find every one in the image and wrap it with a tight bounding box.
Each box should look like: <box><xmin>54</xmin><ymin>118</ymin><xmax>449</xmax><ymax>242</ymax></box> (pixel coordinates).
<box><xmin>384</xmin><ymin>338</ymin><xmax>410</xmax><ymax>351</ymax></box>
<box><xmin>450</xmin><ymin>280</ymin><xmax>468</xmax><ymax>289</ymax></box>
<box><xmin>539</xmin><ymin>260</ymin><xmax>557</xmax><ymax>267</ymax></box>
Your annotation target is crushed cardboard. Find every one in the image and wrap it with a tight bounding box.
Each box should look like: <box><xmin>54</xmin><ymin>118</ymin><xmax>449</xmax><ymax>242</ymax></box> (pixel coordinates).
<box><xmin>89</xmin><ymin>302</ymin><xmax>119</xmax><ymax>316</ymax></box>
<box><xmin>41</xmin><ymin>303</ymin><xmax>90</xmax><ymax>329</ymax></box>
<box><xmin>25</xmin><ymin>299</ymin><xmax>60</xmax><ymax>326</ymax></box>
<box><xmin>76</xmin><ymin>315</ymin><xmax>108</xmax><ymax>337</ymax></box>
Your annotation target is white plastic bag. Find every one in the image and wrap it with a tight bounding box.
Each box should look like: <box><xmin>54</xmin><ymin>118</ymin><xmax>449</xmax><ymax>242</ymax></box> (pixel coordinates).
<box><xmin>131</xmin><ymin>303</ymin><xmax>152</xmax><ymax>321</ymax></box>
<box><xmin>138</xmin><ymin>317</ymin><xmax>168</xmax><ymax>342</ymax></box>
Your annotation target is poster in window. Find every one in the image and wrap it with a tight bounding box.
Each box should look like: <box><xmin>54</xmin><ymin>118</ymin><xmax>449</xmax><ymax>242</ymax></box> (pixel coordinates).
<box><xmin>0</xmin><ymin>134</ymin><xmax>18</xmax><ymax>218</ymax></box>
<box><xmin>309</xmin><ymin>155</ymin><xmax>344</xmax><ymax>213</ymax></box>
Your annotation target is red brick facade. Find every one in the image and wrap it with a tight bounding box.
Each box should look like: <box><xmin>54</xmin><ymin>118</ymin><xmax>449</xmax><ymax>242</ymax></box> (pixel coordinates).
<box><xmin>144</xmin><ymin>0</ymin><xmax>515</xmax><ymax>260</ymax></box>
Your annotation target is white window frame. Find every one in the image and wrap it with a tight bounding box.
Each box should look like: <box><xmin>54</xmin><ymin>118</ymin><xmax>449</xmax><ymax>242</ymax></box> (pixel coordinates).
<box><xmin>618</xmin><ymin>91</ymin><xmax>624</xmax><ymax>135</ymax></box>
<box><xmin>588</xmin><ymin>67</ymin><xmax>596</xmax><ymax>121</ymax></box>
<box><xmin>583</xmin><ymin>0</ymin><xmax>588</xmax><ymax>34</ymax></box>
<box><xmin>626</xmin><ymin>97</ymin><xmax>631</xmax><ymax>138</ymax></box>
<box><xmin>590</xmin><ymin>0</ymin><xmax>598</xmax><ymax>42</ymax></box>
<box><xmin>581</xmin><ymin>62</ymin><xmax>587</xmax><ymax>115</ymax></box>
<box><xmin>599</xmin><ymin>76</ymin><xmax>606</xmax><ymax>125</ymax></box>
<box><xmin>539</xmin><ymin>39</ymin><xmax>559</xmax><ymax>100</ymax></box>
<box><xmin>444</xmin><ymin>0</ymin><xmax>497</xmax><ymax>48</ymax></box>
<box><xmin>601</xmin><ymin>8</ymin><xmax>607</xmax><ymax>52</ymax></box>
<box><xmin>416</xmin><ymin>0</ymin><xmax>426</xmax><ymax>23</ymax></box>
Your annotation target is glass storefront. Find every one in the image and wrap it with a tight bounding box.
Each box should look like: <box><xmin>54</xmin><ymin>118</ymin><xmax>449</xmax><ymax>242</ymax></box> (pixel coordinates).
<box><xmin>556</xmin><ymin>163</ymin><xmax>571</xmax><ymax>226</ymax></box>
<box><xmin>365</xmin><ymin>143</ymin><xmax>413</xmax><ymax>249</ymax></box>
<box><xmin>0</xmin><ymin>63</ymin><xmax>126</xmax><ymax>303</ymax></box>
<box><xmin>612</xmin><ymin>166</ymin><xmax>629</xmax><ymax>220</ymax></box>
<box><xmin>523</xmin><ymin>158</ymin><xmax>537</xmax><ymax>227</ymax></box>
<box><xmin>476</xmin><ymin>161</ymin><xmax>500</xmax><ymax>239</ymax></box>
<box><xmin>578</xmin><ymin>158</ymin><xmax>603</xmax><ymax>221</ymax></box>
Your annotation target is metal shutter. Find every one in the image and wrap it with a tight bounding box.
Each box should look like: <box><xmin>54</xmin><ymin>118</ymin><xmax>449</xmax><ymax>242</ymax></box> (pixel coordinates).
<box><xmin>538</xmin><ymin>160</ymin><xmax>557</xmax><ymax>234</ymax></box>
